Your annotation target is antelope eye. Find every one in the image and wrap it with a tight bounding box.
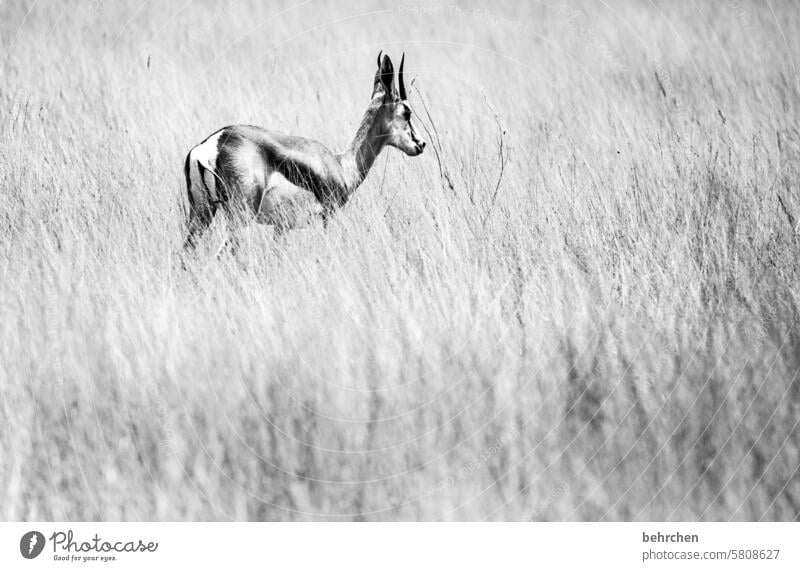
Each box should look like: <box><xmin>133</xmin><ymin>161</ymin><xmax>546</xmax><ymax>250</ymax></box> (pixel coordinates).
<box><xmin>403</xmin><ymin>108</ymin><xmax>411</xmax><ymax>120</ymax></box>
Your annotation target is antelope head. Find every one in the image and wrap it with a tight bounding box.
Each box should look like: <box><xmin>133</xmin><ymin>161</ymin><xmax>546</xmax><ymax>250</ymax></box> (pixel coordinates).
<box><xmin>372</xmin><ymin>52</ymin><xmax>426</xmax><ymax>157</ymax></box>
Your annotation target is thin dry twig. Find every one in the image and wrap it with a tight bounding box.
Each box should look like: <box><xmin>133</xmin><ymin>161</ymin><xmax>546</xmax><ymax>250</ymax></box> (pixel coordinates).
<box><xmin>413</xmin><ymin>83</ymin><xmax>456</xmax><ymax>196</ymax></box>
<box><xmin>480</xmin><ymin>91</ymin><xmax>509</xmax><ymax>232</ymax></box>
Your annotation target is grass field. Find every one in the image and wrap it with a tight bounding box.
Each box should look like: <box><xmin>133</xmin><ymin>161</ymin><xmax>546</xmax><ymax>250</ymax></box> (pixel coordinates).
<box><xmin>2</xmin><ymin>0</ymin><xmax>800</xmax><ymax>521</ymax></box>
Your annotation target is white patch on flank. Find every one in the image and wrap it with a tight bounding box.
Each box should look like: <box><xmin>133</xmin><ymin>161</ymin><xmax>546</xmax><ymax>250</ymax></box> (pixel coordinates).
<box><xmin>257</xmin><ymin>171</ymin><xmax>323</xmax><ymax>228</ymax></box>
<box><xmin>189</xmin><ymin>129</ymin><xmax>224</xmax><ymax>203</ymax></box>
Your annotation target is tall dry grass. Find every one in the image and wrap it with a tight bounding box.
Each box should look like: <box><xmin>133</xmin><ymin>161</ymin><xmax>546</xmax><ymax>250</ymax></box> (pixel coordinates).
<box><xmin>1</xmin><ymin>0</ymin><xmax>799</xmax><ymax>520</ymax></box>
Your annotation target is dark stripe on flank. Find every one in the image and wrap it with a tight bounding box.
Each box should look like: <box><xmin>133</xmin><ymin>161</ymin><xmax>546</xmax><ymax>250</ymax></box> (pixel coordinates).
<box><xmin>218</xmin><ymin>126</ymin><xmax>343</xmax><ymax>207</ymax></box>
<box><xmin>257</xmin><ymin>144</ymin><xmax>342</xmax><ymax>205</ymax></box>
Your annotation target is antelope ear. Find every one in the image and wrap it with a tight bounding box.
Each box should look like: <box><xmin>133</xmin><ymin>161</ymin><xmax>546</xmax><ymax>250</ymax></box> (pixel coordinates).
<box><xmin>373</xmin><ymin>52</ymin><xmax>395</xmax><ymax>98</ymax></box>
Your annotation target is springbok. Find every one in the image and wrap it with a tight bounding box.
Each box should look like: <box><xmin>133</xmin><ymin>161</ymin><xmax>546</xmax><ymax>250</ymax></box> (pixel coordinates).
<box><xmin>183</xmin><ymin>52</ymin><xmax>425</xmax><ymax>247</ymax></box>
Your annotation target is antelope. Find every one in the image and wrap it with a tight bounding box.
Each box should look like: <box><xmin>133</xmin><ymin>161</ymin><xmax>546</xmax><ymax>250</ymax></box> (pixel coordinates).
<box><xmin>182</xmin><ymin>52</ymin><xmax>425</xmax><ymax>248</ymax></box>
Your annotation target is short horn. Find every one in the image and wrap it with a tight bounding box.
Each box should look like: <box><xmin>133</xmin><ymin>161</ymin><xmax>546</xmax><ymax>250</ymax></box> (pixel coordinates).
<box><xmin>398</xmin><ymin>52</ymin><xmax>407</xmax><ymax>100</ymax></box>
<box><xmin>377</xmin><ymin>50</ymin><xmax>383</xmax><ymax>69</ymax></box>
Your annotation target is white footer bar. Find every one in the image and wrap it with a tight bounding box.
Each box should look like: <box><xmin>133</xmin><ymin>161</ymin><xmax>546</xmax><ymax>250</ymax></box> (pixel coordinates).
<box><xmin>2</xmin><ymin>523</ymin><xmax>797</xmax><ymax>570</ymax></box>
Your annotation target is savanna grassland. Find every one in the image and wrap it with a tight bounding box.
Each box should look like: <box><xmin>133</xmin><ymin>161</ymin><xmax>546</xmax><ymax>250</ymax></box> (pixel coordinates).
<box><xmin>2</xmin><ymin>0</ymin><xmax>800</xmax><ymax>521</ymax></box>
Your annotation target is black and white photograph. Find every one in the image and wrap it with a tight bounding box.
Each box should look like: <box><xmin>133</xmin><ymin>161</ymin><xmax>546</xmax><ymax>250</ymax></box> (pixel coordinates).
<box><xmin>1</xmin><ymin>0</ymin><xmax>799</xmax><ymax>564</ymax></box>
